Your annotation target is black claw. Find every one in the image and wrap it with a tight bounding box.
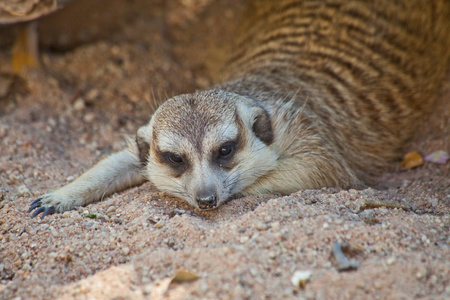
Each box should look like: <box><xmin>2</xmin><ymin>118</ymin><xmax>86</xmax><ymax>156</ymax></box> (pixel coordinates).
<box><xmin>41</xmin><ymin>206</ymin><xmax>56</xmax><ymax>219</ymax></box>
<box><xmin>30</xmin><ymin>198</ymin><xmax>43</xmax><ymax>206</ymax></box>
<box><xmin>31</xmin><ymin>206</ymin><xmax>46</xmax><ymax>218</ymax></box>
<box><xmin>28</xmin><ymin>201</ymin><xmax>42</xmax><ymax>213</ymax></box>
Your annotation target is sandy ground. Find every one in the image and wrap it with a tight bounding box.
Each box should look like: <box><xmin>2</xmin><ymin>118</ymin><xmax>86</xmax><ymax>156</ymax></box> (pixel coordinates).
<box><xmin>0</xmin><ymin>1</ymin><xmax>449</xmax><ymax>299</ymax></box>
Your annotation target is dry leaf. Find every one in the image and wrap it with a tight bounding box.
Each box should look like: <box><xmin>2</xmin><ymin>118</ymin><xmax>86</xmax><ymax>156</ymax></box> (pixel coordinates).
<box><xmin>400</xmin><ymin>151</ymin><xmax>423</xmax><ymax>169</ymax></box>
<box><xmin>170</xmin><ymin>270</ymin><xmax>200</xmax><ymax>284</ymax></box>
<box><xmin>424</xmin><ymin>150</ymin><xmax>450</xmax><ymax>164</ymax></box>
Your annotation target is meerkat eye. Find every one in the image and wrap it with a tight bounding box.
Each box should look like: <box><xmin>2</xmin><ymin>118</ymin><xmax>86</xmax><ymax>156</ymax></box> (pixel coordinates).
<box><xmin>218</xmin><ymin>143</ymin><xmax>235</xmax><ymax>158</ymax></box>
<box><xmin>166</xmin><ymin>153</ymin><xmax>184</xmax><ymax>165</ymax></box>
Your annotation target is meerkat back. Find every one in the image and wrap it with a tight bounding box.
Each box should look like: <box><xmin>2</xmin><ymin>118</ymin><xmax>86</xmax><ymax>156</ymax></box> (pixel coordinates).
<box><xmin>219</xmin><ymin>0</ymin><xmax>450</xmax><ymax>182</ymax></box>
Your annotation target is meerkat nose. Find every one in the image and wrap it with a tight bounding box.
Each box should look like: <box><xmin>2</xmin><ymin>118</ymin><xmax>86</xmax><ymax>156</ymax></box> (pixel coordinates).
<box><xmin>196</xmin><ymin>189</ymin><xmax>218</xmax><ymax>209</ymax></box>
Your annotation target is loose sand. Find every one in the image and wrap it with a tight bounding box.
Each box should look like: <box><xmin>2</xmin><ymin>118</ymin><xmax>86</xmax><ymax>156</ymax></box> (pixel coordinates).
<box><xmin>1</xmin><ymin>1</ymin><xmax>449</xmax><ymax>299</ymax></box>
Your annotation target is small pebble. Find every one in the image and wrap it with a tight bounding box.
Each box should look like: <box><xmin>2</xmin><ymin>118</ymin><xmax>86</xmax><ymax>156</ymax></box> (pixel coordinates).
<box><xmin>49</xmin><ymin>227</ymin><xmax>59</xmax><ymax>237</ymax></box>
<box><xmin>256</xmin><ymin>222</ymin><xmax>269</xmax><ymax>231</ymax></box>
<box><xmin>240</xmin><ymin>236</ymin><xmax>249</xmax><ymax>244</ymax></box>
<box><xmin>386</xmin><ymin>257</ymin><xmax>396</xmax><ymax>265</ymax></box>
<box><xmin>85</xmin><ymin>89</ymin><xmax>100</xmax><ymax>102</ymax></box>
<box><xmin>154</xmin><ymin>221</ymin><xmax>164</xmax><ymax>228</ymax></box>
<box><xmin>335</xmin><ymin>219</ymin><xmax>344</xmax><ymax>225</ymax></box>
<box><xmin>73</xmin><ymin>98</ymin><xmax>86</xmax><ymax>111</ymax></box>
<box><xmin>83</xmin><ymin>113</ymin><xmax>95</xmax><ymax>123</ymax></box>
<box><xmin>291</xmin><ymin>270</ymin><xmax>312</xmax><ymax>288</ymax></box>
<box><xmin>143</xmin><ymin>284</ymin><xmax>153</xmax><ymax>295</ymax></box>
<box><xmin>16</xmin><ymin>185</ymin><xmax>31</xmax><ymax>197</ymax></box>
<box><xmin>416</xmin><ymin>268</ymin><xmax>427</xmax><ymax>279</ymax></box>
<box><xmin>199</xmin><ymin>282</ymin><xmax>209</xmax><ymax>293</ymax></box>
<box><xmin>430</xmin><ymin>198</ymin><xmax>438</xmax><ymax>207</ymax></box>
<box><xmin>362</xmin><ymin>209</ymin><xmax>375</xmax><ymax>219</ymax></box>
<box><xmin>122</xmin><ymin>247</ymin><xmax>130</xmax><ymax>255</ymax></box>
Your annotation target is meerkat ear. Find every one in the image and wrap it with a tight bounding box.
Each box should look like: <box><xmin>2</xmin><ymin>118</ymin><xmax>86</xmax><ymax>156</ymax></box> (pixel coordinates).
<box><xmin>136</xmin><ymin>124</ymin><xmax>151</xmax><ymax>166</ymax></box>
<box><xmin>252</xmin><ymin>107</ymin><xmax>274</xmax><ymax>145</ymax></box>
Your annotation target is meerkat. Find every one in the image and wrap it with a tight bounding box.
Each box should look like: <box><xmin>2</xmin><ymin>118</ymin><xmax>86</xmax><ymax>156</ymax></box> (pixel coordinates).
<box><xmin>29</xmin><ymin>0</ymin><xmax>450</xmax><ymax>217</ymax></box>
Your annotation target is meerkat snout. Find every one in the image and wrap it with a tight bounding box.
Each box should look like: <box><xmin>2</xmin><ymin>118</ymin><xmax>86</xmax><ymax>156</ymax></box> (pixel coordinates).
<box><xmin>195</xmin><ymin>188</ymin><xmax>219</xmax><ymax>209</ymax></box>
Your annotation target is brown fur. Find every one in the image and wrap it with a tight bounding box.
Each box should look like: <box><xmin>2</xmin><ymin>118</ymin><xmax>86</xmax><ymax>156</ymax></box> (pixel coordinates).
<box><xmin>218</xmin><ymin>0</ymin><xmax>450</xmax><ymax>184</ymax></box>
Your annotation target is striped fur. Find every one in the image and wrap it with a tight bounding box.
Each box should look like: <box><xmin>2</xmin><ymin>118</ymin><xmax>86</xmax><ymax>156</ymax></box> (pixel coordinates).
<box><xmin>218</xmin><ymin>0</ymin><xmax>450</xmax><ymax>183</ymax></box>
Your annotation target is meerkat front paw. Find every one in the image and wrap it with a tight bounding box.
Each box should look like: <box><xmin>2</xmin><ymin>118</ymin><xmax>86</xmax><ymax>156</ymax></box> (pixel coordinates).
<box><xmin>28</xmin><ymin>192</ymin><xmax>82</xmax><ymax>219</ymax></box>
<box><xmin>28</xmin><ymin>197</ymin><xmax>55</xmax><ymax>219</ymax></box>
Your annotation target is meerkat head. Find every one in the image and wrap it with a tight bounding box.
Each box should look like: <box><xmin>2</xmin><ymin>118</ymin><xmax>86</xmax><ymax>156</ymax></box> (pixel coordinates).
<box><xmin>136</xmin><ymin>90</ymin><xmax>278</xmax><ymax>210</ymax></box>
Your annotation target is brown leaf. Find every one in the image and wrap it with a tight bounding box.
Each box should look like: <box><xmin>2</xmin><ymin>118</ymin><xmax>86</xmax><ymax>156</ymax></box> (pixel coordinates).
<box><xmin>170</xmin><ymin>270</ymin><xmax>200</xmax><ymax>284</ymax></box>
<box><xmin>400</xmin><ymin>151</ymin><xmax>423</xmax><ymax>169</ymax></box>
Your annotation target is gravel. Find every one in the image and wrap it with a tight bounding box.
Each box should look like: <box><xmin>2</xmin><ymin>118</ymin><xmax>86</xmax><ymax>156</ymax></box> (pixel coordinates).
<box><xmin>1</xmin><ymin>0</ymin><xmax>449</xmax><ymax>299</ymax></box>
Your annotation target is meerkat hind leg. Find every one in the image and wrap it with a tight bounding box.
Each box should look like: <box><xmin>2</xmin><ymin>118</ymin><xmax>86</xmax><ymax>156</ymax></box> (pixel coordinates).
<box><xmin>29</xmin><ymin>149</ymin><xmax>147</xmax><ymax>218</ymax></box>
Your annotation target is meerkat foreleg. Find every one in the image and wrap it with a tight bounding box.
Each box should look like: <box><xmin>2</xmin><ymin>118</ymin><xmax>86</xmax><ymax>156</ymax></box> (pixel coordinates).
<box><xmin>28</xmin><ymin>149</ymin><xmax>147</xmax><ymax>218</ymax></box>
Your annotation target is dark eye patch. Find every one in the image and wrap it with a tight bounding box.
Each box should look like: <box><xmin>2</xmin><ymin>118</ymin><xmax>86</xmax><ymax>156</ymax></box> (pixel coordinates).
<box><xmin>155</xmin><ymin>148</ymin><xmax>189</xmax><ymax>177</ymax></box>
<box><xmin>165</xmin><ymin>153</ymin><xmax>184</xmax><ymax>165</ymax></box>
<box><xmin>214</xmin><ymin>139</ymin><xmax>240</xmax><ymax>170</ymax></box>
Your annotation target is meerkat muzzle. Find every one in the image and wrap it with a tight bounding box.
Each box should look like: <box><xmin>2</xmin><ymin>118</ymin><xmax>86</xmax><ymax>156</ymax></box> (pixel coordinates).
<box><xmin>196</xmin><ymin>190</ymin><xmax>219</xmax><ymax>209</ymax></box>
